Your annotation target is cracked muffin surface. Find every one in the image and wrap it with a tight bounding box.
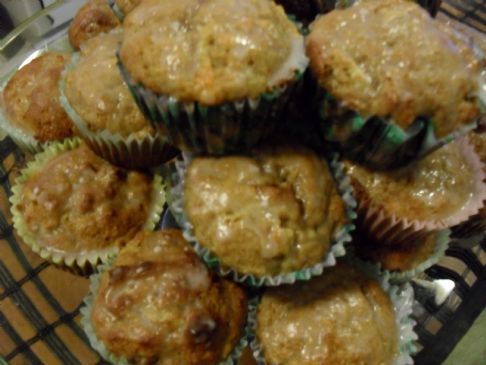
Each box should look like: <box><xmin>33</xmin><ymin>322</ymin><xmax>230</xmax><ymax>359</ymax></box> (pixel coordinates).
<box><xmin>184</xmin><ymin>146</ymin><xmax>347</xmax><ymax>277</ymax></box>
<box><xmin>91</xmin><ymin>229</ymin><xmax>247</xmax><ymax>365</ymax></box>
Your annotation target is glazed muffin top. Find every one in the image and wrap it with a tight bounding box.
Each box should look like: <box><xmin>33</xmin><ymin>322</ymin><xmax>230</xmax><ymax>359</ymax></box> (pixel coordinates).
<box><xmin>356</xmin><ymin>233</ymin><xmax>439</xmax><ymax>272</ymax></box>
<box><xmin>115</xmin><ymin>0</ymin><xmax>142</xmax><ymax>14</ymax></box>
<box><xmin>184</xmin><ymin>145</ymin><xmax>348</xmax><ymax>277</ymax></box>
<box><xmin>15</xmin><ymin>143</ymin><xmax>152</xmax><ymax>255</ymax></box>
<box><xmin>120</xmin><ymin>0</ymin><xmax>307</xmax><ymax>105</ymax></box>
<box><xmin>345</xmin><ymin>140</ymin><xmax>477</xmax><ymax>222</ymax></box>
<box><xmin>256</xmin><ymin>263</ymin><xmax>398</xmax><ymax>365</ymax></box>
<box><xmin>2</xmin><ymin>52</ymin><xmax>76</xmax><ymax>142</ymax></box>
<box><xmin>64</xmin><ymin>29</ymin><xmax>153</xmax><ymax>137</ymax></box>
<box><xmin>91</xmin><ymin>229</ymin><xmax>247</xmax><ymax>365</ymax></box>
<box><xmin>306</xmin><ymin>0</ymin><xmax>482</xmax><ymax>138</ymax></box>
<box><xmin>68</xmin><ymin>0</ymin><xmax>120</xmax><ymax>50</ymax></box>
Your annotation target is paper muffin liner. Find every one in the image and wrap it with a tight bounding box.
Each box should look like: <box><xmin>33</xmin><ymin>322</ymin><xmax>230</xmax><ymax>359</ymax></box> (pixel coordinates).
<box><xmin>80</xmin><ymin>260</ymin><xmax>249</xmax><ymax>365</ymax></box>
<box><xmin>9</xmin><ymin>138</ymin><xmax>166</xmax><ymax>274</ymax></box>
<box><xmin>118</xmin><ymin>54</ymin><xmax>307</xmax><ymax>155</ymax></box>
<box><xmin>247</xmin><ymin>265</ymin><xmax>417</xmax><ymax>365</ymax></box>
<box><xmin>353</xmin><ymin>229</ymin><xmax>451</xmax><ymax>284</ymax></box>
<box><xmin>162</xmin><ymin>152</ymin><xmax>357</xmax><ymax>287</ymax></box>
<box><xmin>59</xmin><ymin>53</ymin><xmax>178</xmax><ymax>170</ymax></box>
<box><xmin>351</xmin><ymin>137</ymin><xmax>486</xmax><ymax>246</ymax></box>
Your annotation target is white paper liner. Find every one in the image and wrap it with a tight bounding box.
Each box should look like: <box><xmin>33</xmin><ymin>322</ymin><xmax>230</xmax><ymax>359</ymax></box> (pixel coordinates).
<box><xmin>59</xmin><ymin>53</ymin><xmax>177</xmax><ymax>169</ymax></box>
<box><xmin>165</xmin><ymin>152</ymin><xmax>357</xmax><ymax>287</ymax></box>
<box><xmin>353</xmin><ymin>136</ymin><xmax>486</xmax><ymax>245</ymax></box>
<box><xmin>9</xmin><ymin>138</ymin><xmax>165</xmax><ymax>273</ymax></box>
<box><xmin>248</xmin><ymin>265</ymin><xmax>418</xmax><ymax>365</ymax></box>
<box><xmin>80</xmin><ymin>260</ymin><xmax>248</xmax><ymax>365</ymax></box>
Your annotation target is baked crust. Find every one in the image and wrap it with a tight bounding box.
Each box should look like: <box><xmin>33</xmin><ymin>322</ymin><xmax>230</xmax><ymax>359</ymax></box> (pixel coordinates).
<box><xmin>17</xmin><ymin>144</ymin><xmax>152</xmax><ymax>253</ymax></box>
<box><xmin>91</xmin><ymin>230</ymin><xmax>248</xmax><ymax>365</ymax></box>
<box><xmin>184</xmin><ymin>146</ymin><xmax>347</xmax><ymax>277</ymax></box>
<box><xmin>68</xmin><ymin>0</ymin><xmax>120</xmax><ymax>50</ymax></box>
<box><xmin>256</xmin><ymin>263</ymin><xmax>398</xmax><ymax>365</ymax></box>
<box><xmin>120</xmin><ymin>0</ymin><xmax>302</xmax><ymax>104</ymax></box>
<box><xmin>2</xmin><ymin>52</ymin><xmax>76</xmax><ymax>142</ymax></box>
<box><xmin>306</xmin><ymin>0</ymin><xmax>481</xmax><ymax>138</ymax></box>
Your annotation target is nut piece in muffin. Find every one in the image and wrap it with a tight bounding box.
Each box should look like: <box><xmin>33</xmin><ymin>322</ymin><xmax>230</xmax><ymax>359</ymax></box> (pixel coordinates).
<box><xmin>12</xmin><ymin>142</ymin><xmax>154</xmax><ymax>265</ymax></box>
<box><xmin>255</xmin><ymin>263</ymin><xmax>398</xmax><ymax>365</ymax></box>
<box><xmin>120</xmin><ymin>0</ymin><xmax>307</xmax><ymax>105</ymax></box>
<box><xmin>306</xmin><ymin>0</ymin><xmax>482</xmax><ymax>138</ymax></box>
<box><xmin>2</xmin><ymin>52</ymin><xmax>76</xmax><ymax>143</ymax></box>
<box><xmin>183</xmin><ymin>146</ymin><xmax>348</xmax><ymax>278</ymax></box>
<box><xmin>68</xmin><ymin>0</ymin><xmax>120</xmax><ymax>50</ymax></box>
<box><xmin>90</xmin><ymin>229</ymin><xmax>248</xmax><ymax>365</ymax></box>
<box><xmin>64</xmin><ymin>29</ymin><xmax>153</xmax><ymax>138</ymax></box>
<box><xmin>345</xmin><ymin>140</ymin><xmax>479</xmax><ymax>223</ymax></box>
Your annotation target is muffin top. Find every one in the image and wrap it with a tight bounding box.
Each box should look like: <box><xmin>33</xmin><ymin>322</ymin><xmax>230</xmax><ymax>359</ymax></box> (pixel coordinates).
<box><xmin>65</xmin><ymin>29</ymin><xmax>153</xmax><ymax>137</ymax></box>
<box><xmin>2</xmin><ymin>52</ymin><xmax>76</xmax><ymax>142</ymax></box>
<box><xmin>68</xmin><ymin>0</ymin><xmax>120</xmax><ymax>50</ymax></box>
<box><xmin>469</xmin><ymin>132</ymin><xmax>486</xmax><ymax>164</ymax></box>
<box><xmin>91</xmin><ymin>229</ymin><xmax>247</xmax><ymax>365</ymax></box>
<box><xmin>256</xmin><ymin>263</ymin><xmax>398</xmax><ymax>365</ymax></box>
<box><xmin>306</xmin><ymin>0</ymin><xmax>482</xmax><ymax>138</ymax></box>
<box><xmin>16</xmin><ymin>143</ymin><xmax>152</xmax><ymax>255</ymax></box>
<box><xmin>120</xmin><ymin>0</ymin><xmax>307</xmax><ymax>105</ymax></box>
<box><xmin>184</xmin><ymin>146</ymin><xmax>347</xmax><ymax>277</ymax></box>
<box><xmin>356</xmin><ymin>233</ymin><xmax>439</xmax><ymax>272</ymax></box>
<box><xmin>115</xmin><ymin>0</ymin><xmax>142</xmax><ymax>14</ymax></box>
<box><xmin>345</xmin><ymin>140</ymin><xmax>477</xmax><ymax>222</ymax></box>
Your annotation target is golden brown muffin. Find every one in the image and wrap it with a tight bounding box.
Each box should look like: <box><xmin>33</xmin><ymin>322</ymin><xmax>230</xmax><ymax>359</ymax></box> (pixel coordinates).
<box><xmin>184</xmin><ymin>146</ymin><xmax>347</xmax><ymax>277</ymax></box>
<box><xmin>255</xmin><ymin>263</ymin><xmax>398</xmax><ymax>365</ymax></box>
<box><xmin>68</xmin><ymin>0</ymin><xmax>120</xmax><ymax>50</ymax></box>
<box><xmin>469</xmin><ymin>132</ymin><xmax>486</xmax><ymax>165</ymax></box>
<box><xmin>356</xmin><ymin>233</ymin><xmax>439</xmax><ymax>272</ymax></box>
<box><xmin>120</xmin><ymin>0</ymin><xmax>307</xmax><ymax>105</ymax></box>
<box><xmin>115</xmin><ymin>0</ymin><xmax>142</xmax><ymax>14</ymax></box>
<box><xmin>15</xmin><ymin>143</ymin><xmax>152</xmax><ymax>255</ymax></box>
<box><xmin>64</xmin><ymin>29</ymin><xmax>153</xmax><ymax>137</ymax></box>
<box><xmin>238</xmin><ymin>347</ymin><xmax>258</xmax><ymax>365</ymax></box>
<box><xmin>345</xmin><ymin>140</ymin><xmax>476</xmax><ymax>222</ymax></box>
<box><xmin>2</xmin><ymin>52</ymin><xmax>76</xmax><ymax>143</ymax></box>
<box><xmin>306</xmin><ymin>0</ymin><xmax>482</xmax><ymax>138</ymax></box>
<box><xmin>91</xmin><ymin>230</ymin><xmax>248</xmax><ymax>365</ymax></box>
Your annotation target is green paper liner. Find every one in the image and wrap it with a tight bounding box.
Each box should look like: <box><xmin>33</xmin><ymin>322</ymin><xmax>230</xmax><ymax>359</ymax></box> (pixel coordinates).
<box><xmin>247</xmin><ymin>265</ymin><xmax>418</xmax><ymax>365</ymax></box>
<box><xmin>350</xmin><ymin>137</ymin><xmax>486</xmax><ymax>246</ymax></box>
<box><xmin>0</xmin><ymin>34</ymin><xmax>74</xmax><ymax>153</ymax></box>
<box><xmin>106</xmin><ymin>0</ymin><xmax>125</xmax><ymax>21</ymax></box>
<box><xmin>60</xmin><ymin>53</ymin><xmax>178</xmax><ymax>170</ymax></box>
<box><xmin>353</xmin><ymin>229</ymin><xmax>451</xmax><ymax>284</ymax></box>
<box><xmin>9</xmin><ymin>138</ymin><xmax>166</xmax><ymax>274</ymax></box>
<box><xmin>117</xmin><ymin>55</ymin><xmax>307</xmax><ymax>155</ymax></box>
<box><xmin>163</xmin><ymin>153</ymin><xmax>357</xmax><ymax>287</ymax></box>
<box><xmin>80</xmin><ymin>260</ymin><xmax>249</xmax><ymax>365</ymax></box>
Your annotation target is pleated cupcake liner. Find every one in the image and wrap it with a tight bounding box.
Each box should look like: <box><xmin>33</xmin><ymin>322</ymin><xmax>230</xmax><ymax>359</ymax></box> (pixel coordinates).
<box><xmin>247</xmin><ymin>264</ymin><xmax>417</xmax><ymax>365</ymax></box>
<box><xmin>352</xmin><ymin>229</ymin><xmax>451</xmax><ymax>284</ymax></box>
<box><xmin>80</xmin><ymin>260</ymin><xmax>249</xmax><ymax>365</ymax></box>
<box><xmin>450</xmin><ymin>205</ymin><xmax>486</xmax><ymax>239</ymax></box>
<box><xmin>59</xmin><ymin>53</ymin><xmax>178</xmax><ymax>170</ymax></box>
<box><xmin>118</xmin><ymin>54</ymin><xmax>307</xmax><ymax>155</ymax></box>
<box><xmin>9</xmin><ymin>137</ymin><xmax>166</xmax><ymax>274</ymax></box>
<box><xmin>352</xmin><ymin>137</ymin><xmax>486</xmax><ymax>246</ymax></box>
<box><xmin>162</xmin><ymin>152</ymin><xmax>357</xmax><ymax>287</ymax></box>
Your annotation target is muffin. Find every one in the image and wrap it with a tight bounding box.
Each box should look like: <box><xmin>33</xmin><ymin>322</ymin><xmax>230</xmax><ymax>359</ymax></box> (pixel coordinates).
<box><xmin>68</xmin><ymin>0</ymin><xmax>120</xmax><ymax>50</ymax></box>
<box><xmin>354</xmin><ymin>230</ymin><xmax>451</xmax><ymax>282</ymax></box>
<box><xmin>252</xmin><ymin>263</ymin><xmax>400</xmax><ymax>365</ymax></box>
<box><xmin>1</xmin><ymin>52</ymin><xmax>77</xmax><ymax>152</ymax></box>
<box><xmin>61</xmin><ymin>29</ymin><xmax>177</xmax><ymax>169</ymax></box>
<box><xmin>119</xmin><ymin>0</ymin><xmax>308</xmax><ymax>154</ymax></box>
<box><xmin>306</xmin><ymin>0</ymin><xmax>484</xmax><ymax>169</ymax></box>
<box><xmin>83</xmin><ymin>229</ymin><xmax>248</xmax><ymax>365</ymax></box>
<box><xmin>10</xmin><ymin>138</ymin><xmax>165</xmax><ymax>272</ymax></box>
<box><xmin>114</xmin><ymin>0</ymin><xmax>142</xmax><ymax>15</ymax></box>
<box><xmin>166</xmin><ymin>145</ymin><xmax>355</xmax><ymax>285</ymax></box>
<box><xmin>345</xmin><ymin>138</ymin><xmax>486</xmax><ymax>245</ymax></box>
